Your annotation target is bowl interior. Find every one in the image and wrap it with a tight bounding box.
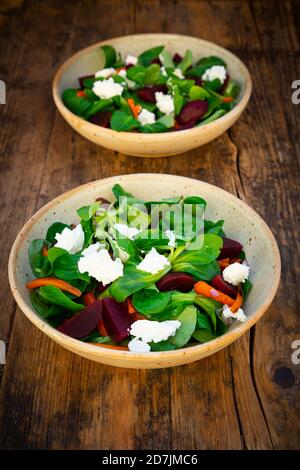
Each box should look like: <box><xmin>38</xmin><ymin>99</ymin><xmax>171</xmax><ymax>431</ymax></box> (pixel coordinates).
<box><xmin>10</xmin><ymin>174</ymin><xmax>280</xmax><ymax>365</ymax></box>
<box><xmin>56</xmin><ymin>34</ymin><xmax>249</xmax><ymax>104</ymax></box>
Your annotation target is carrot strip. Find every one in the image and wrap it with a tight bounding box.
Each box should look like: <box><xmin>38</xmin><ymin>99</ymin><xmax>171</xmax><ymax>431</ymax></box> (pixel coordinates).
<box><xmin>218</xmin><ymin>258</ymin><xmax>230</xmax><ymax>269</ymax></box>
<box><xmin>41</xmin><ymin>245</ymin><xmax>48</xmax><ymax>257</ymax></box>
<box><xmin>230</xmin><ymin>290</ymin><xmax>243</xmax><ymax>313</ymax></box>
<box><xmin>116</xmin><ymin>66</ymin><xmax>126</xmax><ymax>74</ymax></box>
<box><xmin>89</xmin><ymin>343</ymin><xmax>129</xmax><ymax>351</ymax></box>
<box><xmin>83</xmin><ymin>292</ymin><xmax>96</xmax><ymax>306</ymax></box>
<box><xmin>223</xmin><ymin>96</ymin><xmax>234</xmax><ymax>103</ymax></box>
<box><xmin>127</xmin><ymin>298</ymin><xmax>136</xmax><ymax>315</ymax></box>
<box><xmin>26</xmin><ymin>277</ymin><xmax>82</xmax><ymax>297</ymax></box>
<box><xmin>127</xmin><ymin>98</ymin><xmax>141</xmax><ymax>119</ymax></box>
<box><xmin>98</xmin><ymin>318</ymin><xmax>108</xmax><ymax>337</ymax></box>
<box><xmin>194</xmin><ymin>281</ymin><xmax>234</xmax><ymax>306</ymax></box>
<box><xmin>230</xmin><ymin>258</ymin><xmax>242</xmax><ymax>264</ymax></box>
<box><xmin>76</xmin><ymin>90</ymin><xmax>86</xmax><ymax>97</ymax></box>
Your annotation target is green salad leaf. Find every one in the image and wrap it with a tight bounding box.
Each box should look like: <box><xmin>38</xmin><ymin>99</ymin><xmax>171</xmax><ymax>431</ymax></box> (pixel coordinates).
<box><xmin>138</xmin><ymin>45</ymin><xmax>164</xmax><ymax>67</ymax></box>
<box><xmin>29</xmin><ymin>239</ymin><xmax>51</xmax><ymax>278</ymax></box>
<box><xmin>101</xmin><ymin>45</ymin><xmax>117</xmax><ymax>67</ymax></box>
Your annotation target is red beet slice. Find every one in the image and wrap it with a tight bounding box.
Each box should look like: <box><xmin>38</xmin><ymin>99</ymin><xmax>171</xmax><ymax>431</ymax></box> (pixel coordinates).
<box><xmin>218</xmin><ymin>237</ymin><xmax>243</xmax><ymax>260</ymax></box>
<box><xmin>58</xmin><ymin>300</ymin><xmax>102</xmax><ymax>339</ymax></box>
<box><xmin>177</xmin><ymin>100</ymin><xmax>208</xmax><ymax>125</ymax></box>
<box><xmin>173</xmin><ymin>53</ymin><xmax>183</xmax><ymax>64</ymax></box>
<box><xmin>157</xmin><ymin>272</ymin><xmax>196</xmax><ymax>292</ymax></box>
<box><xmin>102</xmin><ymin>298</ymin><xmax>133</xmax><ymax>342</ymax></box>
<box><xmin>96</xmin><ymin>281</ymin><xmax>108</xmax><ymax>294</ymax></box>
<box><xmin>188</xmin><ymin>75</ymin><xmax>203</xmax><ymax>87</ymax></box>
<box><xmin>125</xmin><ymin>64</ymin><xmax>134</xmax><ymax>70</ymax></box>
<box><xmin>95</xmin><ymin>196</ymin><xmax>111</xmax><ymax>204</ymax></box>
<box><xmin>78</xmin><ymin>74</ymin><xmax>94</xmax><ymax>89</ymax></box>
<box><xmin>171</xmin><ymin>119</ymin><xmax>196</xmax><ymax>131</ymax></box>
<box><xmin>137</xmin><ymin>84</ymin><xmax>168</xmax><ymax>103</ymax></box>
<box><xmin>211</xmin><ymin>274</ymin><xmax>237</xmax><ymax>298</ymax></box>
<box><xmin>151</xmin><ymin>57</ymin><xmax>162</xmax><ymax>65</ymax></box>
<box><xmin>89</xmin><ymin>111</ymin><xmax>112</xmax><ymax>128</ymax></box>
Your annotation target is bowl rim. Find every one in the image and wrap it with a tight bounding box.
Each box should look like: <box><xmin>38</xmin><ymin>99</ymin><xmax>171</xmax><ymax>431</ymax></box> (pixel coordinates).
<box><xmin>52</xmin><ymin>33</ymin><xmax>252</xmax><ymax>140</ymax></box>
<box><xmin>8</xmin><ymin>173</ymin><xmax>281</xmax><ymax>361</ymax></box>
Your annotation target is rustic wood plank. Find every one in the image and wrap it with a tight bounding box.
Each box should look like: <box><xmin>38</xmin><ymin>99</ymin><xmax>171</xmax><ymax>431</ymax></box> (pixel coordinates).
<box><xmin>207</xmin><ymin>0</ymin><xmax>300</xmax><ymax>449</ymax></box>
<box><xmin>0</xmin><ymin>0</ymin><xmax>299</xmax><ymax>450</ymax></box>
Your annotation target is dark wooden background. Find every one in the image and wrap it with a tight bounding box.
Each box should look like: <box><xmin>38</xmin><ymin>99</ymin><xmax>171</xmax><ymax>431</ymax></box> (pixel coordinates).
<box><xmin>0</xmin><ymin>0</ymin><xmax>299</xmax><ymax>450</ymax></box>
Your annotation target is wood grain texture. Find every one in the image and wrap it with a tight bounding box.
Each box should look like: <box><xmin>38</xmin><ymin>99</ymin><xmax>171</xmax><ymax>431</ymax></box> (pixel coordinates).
<box><xmin>0</xmin><ymin>0</ymin><xmax>299</xmax><ymax>450</ymax></box>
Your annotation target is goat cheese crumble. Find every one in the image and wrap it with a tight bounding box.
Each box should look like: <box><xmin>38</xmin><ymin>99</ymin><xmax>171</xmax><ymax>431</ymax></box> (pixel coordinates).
<box><xmin>223</xmin><ymin>262</ymin><xmax>250</xmax><ymax>286</ymax></box>
<box><xmin>125</xmin><ymin>54</ymin><xmax>138</xmax><ymax>66</ymax></box>
<box><xmin>78</xmin><ymin>244</ymin><xmax>123</xmax><ymax>285</ymax></box>
<box><xmin>202</xmin><ymin>65</ymin><xmax>227</xmax><ymax>85</ymax></box>
<box><xmin>114</xmin><ymin>223</ymin><xmax>141</xmax><ymax>240</ymax></box>
<box><xmin>137</xmin><ymin>108</ymin><xmax>156</xmax><ymax>126</ymax></box>
<box><xmin>222</xmin><ymin>305</ymin><xmax>247</xmax><ymax>323</ymax></box>
<box><xmin>129</xmin><ymin>319</ymin><xmax>181</xmax><ymax>343</ymax></box>
<box><xmin>92</xmin><ymin>77</ymin><xmax>124</xmax><ymax>99</ymax></box>
<box><xmin>128</xmin><ymin>337</ymin><xmax>151</xmax><ymax>353</ymax></box>
<box><xmin>165</xmin><ymin>230</ymin><xmax>176</xmax><ymax>247</ymax></box>
<box><xmin>136</xmin><ymin>247</ymin><xmax>170</xmax><ymax>274</ymax></box>
<box><xmin>95</xmin><ymin>67</ymin><xmax>116</xmax><ymax>79</ymax></box>
<box><xmin>54</xmin><ymin>224</ymin><xmax>84</xmax><ymax>254</ymax></box>
<box><xmin>173</xmin><ymin>68</ymin><xmax>184</xmax><ymax>79</ymax></box>
<box><xmin>155</xmin><ymin>92</ymin><xmax>174</xmax><ymax>115</ymax></box>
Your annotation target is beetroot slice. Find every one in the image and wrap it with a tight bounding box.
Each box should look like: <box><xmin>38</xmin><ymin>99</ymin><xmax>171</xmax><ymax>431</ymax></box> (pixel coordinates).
<box><xmin>95</xmin><ymin>196</ymin><xmax>111</xmax><ymax>204</ymax></box>
<box><xmin>218</xmin><ymin>237</ymin><xmax>243</xmax><ymax>260</ymax></box>
<box><xmin>78</xmin><ymin>74</ymin><xmax>94</xmax><ymax>89</ymax></box>
<box><xmin>177</xmin><ymin>100</ymin><xmax>208</xmax><ymax>125</ymax></box>
<box><xmin>137</xmin><ymin>84</ymin><xmax>168</xmax><ymax>103</ymax></box>
<box><xmin>220</xmin><ymin>74</ymin><xmax>230</xmax><ymax>94</ymax></box>
<box><xmin>58</xmin><ymin>300</ymin><xmax>102</xmax><ymax>339</ymax></box>
<box><xmin>211</xmin><ymin>275</ymin><xmax>237</xmax><ymax>298</ymax></box>
<box><xmin>188</xmin><ymin>75</ymin><xmax>203</xmax><ymax>87</ymax></box>
<box><xmin>96</xmin><ymin>282</ymin><xmax>108</xmax><ymax>294</ymax></box>
<box><xmin>173</xmin><ymin>53</ymin><xmax>183</xmax><ymax>64</ymax></box>
<box><xmin>89</xmin><ymin>111</ymin><xmax>112</xmax><ymax>128</ymax></box>
<box><xmin>157</xmin><ymin>272</ymin><xmax>196</xmax><ymax>292</ymax></box>
<box><xmin>151</xmin><ymin>57</ymin><xmax>162</xmax><ymax>65</ymax></box>
<box><xmin>171</xmin><ymin>119</ymin><xmax>196</xmax><ymax>131</ymax></box>
<box><xmin>102</xmin><ymin>298</ymin><xmax>133</xmax><ymax>342</ymax></box>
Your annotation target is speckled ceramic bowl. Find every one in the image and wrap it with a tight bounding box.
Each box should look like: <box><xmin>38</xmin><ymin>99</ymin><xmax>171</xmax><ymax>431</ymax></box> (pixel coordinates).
<box><xmin>8</xmin><ymin>174</ymin><xmax>280</xmax><ymax>369</ymax></box>
<box><xmin>53</xmin><ymin>34</ymin><xmax>252</xmax><ymax>157</ymax></box>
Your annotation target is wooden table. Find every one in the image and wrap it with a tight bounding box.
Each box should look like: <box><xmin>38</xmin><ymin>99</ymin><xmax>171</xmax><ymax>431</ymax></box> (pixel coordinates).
<box><xmin>0</xmin><ymin>0</ymin><xmax>299</xmax><ymax>450</ymax></box>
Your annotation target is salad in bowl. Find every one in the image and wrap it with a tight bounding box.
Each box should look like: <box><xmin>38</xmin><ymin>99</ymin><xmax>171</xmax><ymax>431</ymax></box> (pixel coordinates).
<box><xmin>25</xmin><ymin>184</ymin><xmax>252</xmax><ymax>353</ymax></box>
<box><xmin>62</xmin><ymin>44</ymin><xmax>240</xmax><ymax>133</ymax></box>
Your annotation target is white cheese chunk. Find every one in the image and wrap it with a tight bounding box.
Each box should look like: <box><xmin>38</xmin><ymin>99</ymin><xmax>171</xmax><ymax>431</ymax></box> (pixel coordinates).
<box><xmin>125</xmin><ymin>54</ymin><xmax>138</xmax><ymax>66</ymax></box>
<box><xmin>202</xmin><ymin>65</ymin><xmax>227</xmax><ymax>84</ymax></box>
<box><xmin>155</xmin><ymin>92</ymin><xmax>174</xmax><ymax>115</ymax></box>
<box><xmin>130</xmin><ymin>319</ymin><xmax>181</xmax><ymax>343</ymax></box>
<box><xmin>223</xmin><ymin>262</ymin><xmax>250</xmax><ymax>286</ymax></box>
<box><xmin>173</xmin><ymin>68</ymin><xmax>184</xmax><ymax>79</ymax></box>
<box><xmin>114</xmin><ymin>223</ymin><xmax>141</xmax><ymax>240</ymax></box>
<box><xmin>136</xmin><ymin>247</ymin><xmax>170</xmax><ymax>274</ymax></box>
<box><xmin>95</xmin><ymin>67</ymin><xmax>116</xmax><ymax>79</ymax></box>
<box><xmin>128</xmin><ymin>338</ymin><xmax>151</xmax><ymax>353</ymax></box>
<box><xmin>81</xmin><ymin>242</ymin><xmax>105</xmax><ymax>256</ymax></box>
<box><xmin>165</xmin><ymin>230</ymin><xmax>176</xmax><ymax>247</ymax></box>
<box><xmin>92</xmin><ymin>77</ymin><xmax>124</xmax><ymax>99</ymax></box>
<box><xmin>54</xmin><ymin>224</ymin><xmax>84</xmax><ymax>254</ymax></box>
<box><xmin>78</xmin><ymin>247</ymin><xmax>123</xmax><ymax>285</ymax></box>
<box><xmin>223</xmin><ymin>305</ymin><xmax>247</xmax><ymax>323</ymax></box>
<box><xmin>117</xmin><ymin>69</ymin><xmax>127</xmax><ymax>78</ymax></box>
<box><xmin>137</xmin><ymin>108</ymin><xmax>156</xmax><ymax>126</ymax></box>
<box><xmin>160</xmin><ymin>66</ymin><xmax>167</xmax><ymax>77</ymax></box>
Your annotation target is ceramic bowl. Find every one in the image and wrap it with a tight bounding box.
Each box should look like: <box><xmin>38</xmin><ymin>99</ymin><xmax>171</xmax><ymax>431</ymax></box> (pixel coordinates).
<box><xmin>53</xmin><ymin>34</ymin><xmax>252</xmax><ymax>157</ymax></box>
<box><xmin>9</xmin><ymin>174</ymin><xmax>280</xmax><ymax>369</ymax></box>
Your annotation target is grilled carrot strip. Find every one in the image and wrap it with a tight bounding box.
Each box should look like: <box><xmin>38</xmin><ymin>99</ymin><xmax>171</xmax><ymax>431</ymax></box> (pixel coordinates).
<box><xmin>26</xmin><ymin>277</ymin><xmax>82</xmax><ymax>297</ymax></box>
<box><xmin>194</xmin><ymin>281</ymin><xmax>234</xmax><ymax>306</ymax></box>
